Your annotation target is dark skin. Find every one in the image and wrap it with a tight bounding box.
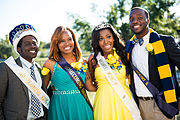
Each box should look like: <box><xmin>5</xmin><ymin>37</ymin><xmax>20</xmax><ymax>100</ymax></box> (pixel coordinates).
<box><xmin>43</xmin><ymin>30</ymin><xmax>97</xmax><ymax>91</ymax></box>
<box><xmin>129</xmin><ymin>9</ymin><xmax>150</xmax><ymax>39</ymax></box>
<box><xmin>17</xmin><ymin>35</ymin><xmax>38</xmax><ymax>63</ymax></box>
<box><xmin>130</xmin><ymin>8</ymin><xmax>180</xmax><ymax>114</ymax></box>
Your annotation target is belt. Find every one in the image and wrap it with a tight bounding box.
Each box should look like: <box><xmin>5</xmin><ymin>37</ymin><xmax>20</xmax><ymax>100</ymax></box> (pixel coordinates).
<box><xmin>138</xmin><ymin>97</ymin><xmax>153</xmax><ymax>101</ymax></box>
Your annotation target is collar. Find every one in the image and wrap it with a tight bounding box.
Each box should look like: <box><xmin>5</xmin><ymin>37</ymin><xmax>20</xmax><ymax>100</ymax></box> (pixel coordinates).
<box><xmin>134</xmin><ymin>31</ymin><xmax>150</xmax><ymax>46</ymax></box>
<box><xmin>142</xmin><ymin>31</ymin><xmax>150</xmax><ymax>45</ymax></box>
<box><xmin>20</xmin><ymin>56</ymin><xmax>35</xmax><ymax>69</ymax></box>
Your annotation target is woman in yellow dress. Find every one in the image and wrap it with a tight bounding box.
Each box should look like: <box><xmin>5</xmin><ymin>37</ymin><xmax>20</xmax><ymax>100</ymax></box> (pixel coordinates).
<box><xmin>88</xmin><ymin>23</ymin><xmax>142</xmax><ymax>120</ymax></box>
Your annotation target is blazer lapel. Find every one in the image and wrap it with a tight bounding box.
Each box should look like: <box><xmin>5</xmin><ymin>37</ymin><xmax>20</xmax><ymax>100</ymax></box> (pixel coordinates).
<box><xmin>148</xmin><ymin>53</ymin><xmax>153</xmax><ymax>81</ymax></box>
<box><xmin>15</xmin><ymin>57</ymin><xmax>29</xmax><ymax>98</ymax></box>
<box><xmin>148</xmin><ymin>34</ymin><xmax>156</xmax><ymax>83</ymax></box>
<box><xmin>148</xmin><ymin>35</ymin><xmax>158</xmax><ymax>84</ymax></box>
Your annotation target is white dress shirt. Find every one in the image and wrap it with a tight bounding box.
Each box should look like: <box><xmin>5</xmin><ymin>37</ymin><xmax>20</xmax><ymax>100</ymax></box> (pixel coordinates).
<box><xmin>131</xmin><ymin>31</ymin><xmax>153</xmax><ymax>97</ymax></box>
<box><xmin>20</xmin><ymin>57</ymin><xmax>44</xmax><ymax>119</ymax></box>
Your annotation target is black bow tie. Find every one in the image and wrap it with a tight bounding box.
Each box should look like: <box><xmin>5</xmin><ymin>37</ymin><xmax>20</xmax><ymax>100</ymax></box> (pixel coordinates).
<box><xmin>132</xmin><ymin>38</ymin><xmax>144</xmax><ymax>46</ymax></box>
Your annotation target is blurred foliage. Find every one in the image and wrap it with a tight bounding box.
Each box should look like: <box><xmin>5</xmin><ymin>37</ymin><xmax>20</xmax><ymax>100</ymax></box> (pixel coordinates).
<box><xmin>38</xmin><ymin>41</ymin><xmax>49</xmax><ymax>58</ymax></box>
<box><xmin>131</xmin><ymin>0</ymin><xmax>180</xmax><ymax>37</ymax></box>
<box><xmin>0</xmin><ymin>37</ymin><xmax>18</xmax><ymax>59</ymax></box>
<box><xmin>70</xmin><ymin>16</ymin><xmax>93</xmax><ymax>52</ymax></box>
<box><xmin>71</xmin><ymin>0</ymin><xmax>180</xmax><ymax>52</ymax></box>
<box><xmin>0</xmin><ymin>0</ymin><xmax>180</xmax><ymax>58</ymax></box>
<box><xmin>0</xmin><ymin>38</ymin><xmax>50</xmax><ymax>60</ymax></box>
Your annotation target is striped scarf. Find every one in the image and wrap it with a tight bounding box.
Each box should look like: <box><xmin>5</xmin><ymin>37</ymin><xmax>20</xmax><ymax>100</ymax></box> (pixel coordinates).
<box><xmin>126</xmin><ymin>28</ymin><xmax>177</xmax><ymax>105</ymax></box>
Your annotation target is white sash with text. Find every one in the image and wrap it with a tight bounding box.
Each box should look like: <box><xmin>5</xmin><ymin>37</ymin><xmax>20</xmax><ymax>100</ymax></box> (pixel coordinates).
<box><xmin>97</xmin><ymin>53</ymin><xmax>141</xmax><ymax>120</ymax></box>
<box><xmin>5</xmin><ymin>56</ymin><xmax>50</xmax><ymax>109</ymax></box>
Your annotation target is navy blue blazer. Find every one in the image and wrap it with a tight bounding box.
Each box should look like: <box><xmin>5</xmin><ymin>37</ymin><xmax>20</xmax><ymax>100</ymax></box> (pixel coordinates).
<box><xmin>128</xmin><ymin>34</ymin><xmax>180</xmax><ymax>118</ymax></box>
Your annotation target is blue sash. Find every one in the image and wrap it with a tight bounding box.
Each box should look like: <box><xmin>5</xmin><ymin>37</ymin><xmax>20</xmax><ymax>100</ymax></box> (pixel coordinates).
<box><xmin>130</xmin><ymin>62</ymin><xmax>178</xmax><ymax>118</ymax></box>
<box><xmin>57</xmin><ymin>57</ymin><xmax>93</xmax><ymax>110</ymax></box>
<box><xmin>126</xmin><ymin>28</ymin><xmax>179</xmax><ymax>118</ymax></box>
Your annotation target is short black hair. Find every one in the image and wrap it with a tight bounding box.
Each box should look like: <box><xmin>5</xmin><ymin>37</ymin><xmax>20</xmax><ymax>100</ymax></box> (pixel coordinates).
<box><xmin>130</xmin><ymin>7</ymin><xmax>149</xmax><ymax>19</ymax></box>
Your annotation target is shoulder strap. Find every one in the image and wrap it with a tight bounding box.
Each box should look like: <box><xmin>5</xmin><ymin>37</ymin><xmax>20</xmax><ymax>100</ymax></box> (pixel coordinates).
<box><xmin>4</xmin><ymin>56</ymin><xmax>50</xmax><ymax>109</ymax></box>
<box><xmin>130</xmin><ymin>61</ymin><xmax>178</xmax><ymax>118</ymax></box>
<box><xmin>97</xmin><ymin>52</ymin><xmax>142</xmax><ymax>120</ymax></box>
<box><xmin>57</xmin><ymin>57</ymin><xmax>93</xmax><ymax>111</ymax></box>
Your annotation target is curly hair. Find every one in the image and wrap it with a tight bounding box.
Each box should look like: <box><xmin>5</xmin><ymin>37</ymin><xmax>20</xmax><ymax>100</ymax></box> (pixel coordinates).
<box><xmin>48</xmin><ymin>26</ymin><xmax>82</xmax><ymax>61</ymax></box>
<box><xmin>91</xmin><ymin>23</ymin><xmax>130</xmax><ymax>76</ymax></box>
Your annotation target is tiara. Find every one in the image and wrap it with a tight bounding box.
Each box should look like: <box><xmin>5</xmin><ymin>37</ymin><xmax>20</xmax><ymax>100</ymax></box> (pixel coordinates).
<box><xmin>94</xmin><ymin>22</ymin><xmax>111</xmax><ymax>31</ymax></box>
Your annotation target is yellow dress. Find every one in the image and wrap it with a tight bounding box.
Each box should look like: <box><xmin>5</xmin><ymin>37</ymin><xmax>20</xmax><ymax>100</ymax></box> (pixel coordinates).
<box><xmin>93</xmin><ymin>64</ymin><xmax>133</xmax><ymax>120</ymax></box>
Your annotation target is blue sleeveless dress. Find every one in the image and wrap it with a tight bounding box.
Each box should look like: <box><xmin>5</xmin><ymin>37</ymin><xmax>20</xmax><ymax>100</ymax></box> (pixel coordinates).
<box><xmin>48</xmin><ymin>62</ymin><xmax>93</xmax><ymax>120</ymax></box>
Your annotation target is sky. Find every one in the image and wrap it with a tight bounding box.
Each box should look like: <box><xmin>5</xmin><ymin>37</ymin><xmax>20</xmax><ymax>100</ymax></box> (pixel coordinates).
<box><xmin>0</xmin><ymin>0</ymin><xmax>179</xmax><ymax>43</ymax></box>
<box><xmin>0</xmin><ymin>0</ymin><xmax>116</xmax><ymax>43</ymax></box>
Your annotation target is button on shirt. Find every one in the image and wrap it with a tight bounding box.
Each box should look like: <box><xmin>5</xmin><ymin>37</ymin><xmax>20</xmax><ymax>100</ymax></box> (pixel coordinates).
<box><xmin>131</xmin><ymin>31</ymin><xmax>153</xmax><ymax>97</ymax></box>
<box><xmin>20</xmin><ymin>57</ymin><xmax>44</xmax><ymax>119</ymax></box>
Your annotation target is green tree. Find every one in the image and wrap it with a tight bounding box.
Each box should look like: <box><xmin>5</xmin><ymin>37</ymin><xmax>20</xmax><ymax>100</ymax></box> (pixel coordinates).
<box><xmin>107</xmin><ymin>0</ymin><xmax>180</xmax><ymax>41</ymax></box>
<box><xmin>134</xmin><ymin>0</ymin><xmax>180</xmax><ymax>37</ymax></box>
<box><xmin>71</xmin><ymin>16</ymin><xmax>93</xmax><ymax>52</ymax></box>
<box><xmin>0</xmin><ymin>36</ymin><xmax>50</xmax><ymax>61</ymax></box>
<box><xmin>0</xmin><ymin>38</ymin><xmax>17</xmax><ymax>59</ymax></box>
<box><xmin>38</xmin><ymin>41</ymin><xmax>49</xmax><ymax>58</ymax></box>
<box><xmin>71</xmin><ymin>0</ymin><xmax>180</xmax><ymax>52</ymax></box>
<box><xmin>106</xmin><ymin>0</ymin><xmax>133</xmax><ymax>41</ymax></box>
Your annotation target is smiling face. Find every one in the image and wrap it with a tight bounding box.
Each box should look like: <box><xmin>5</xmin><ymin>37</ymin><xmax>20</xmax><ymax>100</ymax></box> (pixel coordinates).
<box><xmin>58</xmin><ymin>30</ymin><xmax>74</xmax><ymax>56</ymax></box>
<box><xmin>129</xmin><ymin>8</ymin><xmax>150</xmax><ymax>39</ymax></box>
<box><xmin>98</xmin><ymin>29</ymin><xmax>114</xmax><ymax>56</ymax></box>
<box><xmin>17</xmin><ymin>35</ymin><xmax>38</xmax><ymax>63</ymax></box>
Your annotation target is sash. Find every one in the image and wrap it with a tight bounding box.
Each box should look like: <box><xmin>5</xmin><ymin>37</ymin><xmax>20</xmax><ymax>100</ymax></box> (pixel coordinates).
<box><xmin>130</xmin><ymin>62</ymin><xmax>178</xmax><ymax>118</ymax></box>
<box><xmin>96</xmin><ymin>52</ymin><xmax>142</xmax><ymax>120</ymax></box>
<box><xmin>57</xmin><ymin>57</ymin><xmax>93</xmax><ymax>110</ymax></box>
<box><xmin>126</xmin><ymin>28</ymin><xmax>178</xmax><ymax>118</ymax></box>
<box><xmin>4</xmin><ymin>56</ymin><xmax>50</xmax><ymax>109</ymax></box>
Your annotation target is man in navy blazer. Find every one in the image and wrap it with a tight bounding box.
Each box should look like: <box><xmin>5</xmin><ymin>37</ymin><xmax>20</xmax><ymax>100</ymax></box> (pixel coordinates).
<box><xmin>126</xmin><ymin>7</ymin><xmax>180</xmax><ymax>120</ymax></box>
<box><xmin>0</xmin><ymin>23</ymin><xmax>48</xmax><ymax>120</ymax></box>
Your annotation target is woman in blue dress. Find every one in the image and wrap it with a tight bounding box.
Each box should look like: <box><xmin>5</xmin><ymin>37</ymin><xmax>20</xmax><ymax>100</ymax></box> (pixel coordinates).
<box><xmin>43</xmin><ymin>26</ymin><xmax>96</xmax><ymax>120</ymax></box>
